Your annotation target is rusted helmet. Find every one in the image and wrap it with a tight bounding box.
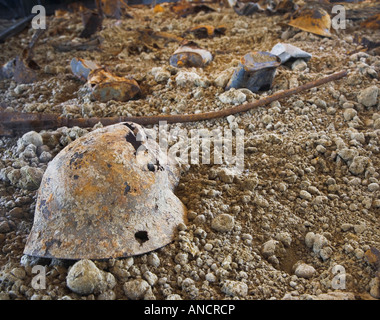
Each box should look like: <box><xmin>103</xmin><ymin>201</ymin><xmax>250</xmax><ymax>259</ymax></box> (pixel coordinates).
<box><xmin>23</xmin><ymin>123</ymin><xmax>187</xmax><ymax>260</ymax></box>
<box><xmin>288</xmin><ymin>8</ymin><xmax>332</xmax><ymax>37</ymax></box>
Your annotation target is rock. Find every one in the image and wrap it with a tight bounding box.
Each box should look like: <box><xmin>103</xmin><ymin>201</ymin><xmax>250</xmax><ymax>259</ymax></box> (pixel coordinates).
<box><xmin>143</xmin><ymin>271</ymin><xmax>158</xmax><ymax>286</ymax></box>
<box><xmin>294</xmin><ymin>263</ymin><xmax>316</xmax><ymax>279</ymax></box>
<box><xmin>337</xmin><ymin>148</ymin><xmax>358</xmax><ymax>164</ymax></box>
<box><xmin>20</xmin><ymin>131</ymin><xmax>43</xmax><ymax>147</ymax></box>
<box><xmin>0</xmin><ymin>221</ymin><xmax>10</xmax><ymax>233</ymax></box>
<box><xmin>147</xmin><ymin>252</ymin><xmax>160</xmax><ymax>268</ymax></box>
<box><xmin>214</xmin><ymin>67</ymin><xmax>235</xmax><ymax>88</ymax></box>
<box><xmin>19</xmin><ymin>166</ymin><xmax>44</xmax><ymax>190</ymax></box>
<box><xmin>261</xmin><ymin>239</ymin><xmax>278</xmax><ymax>258</ymax></box>
<box><xmin>175</xmin><ymin>71</ymin><xmax>205</xmax><ymax>87</ymax></box>
<box><xmin>343</xmin><ymin>108</ymin><xmax>357</xmax><ymax>121</ymax></box>
<box><xmin>174</xmin><ymin>253</ymin><xmax>188</xmax><ymax>265</ymax></box>
<box><xmin>373</xmin><ymin>118</ymin><xmax>380</xmax><ymax>129</ymax></box>
<box><xmin>319</xmin><ymin>246</ymin><xmax>333</xmax><ymax>261</ymax></box>
<box><xmin>211</xmin><ymin>214</ymin><xmax>234</xmax><ymax>232</ymax></box>
<box><xmin>66</xmin><ymin>259</ymin><xmax>116</xmax><ymax>295</ymax></box>
<box><xmin>291</xmin><ymin>59</ymin><xmax>308</xmax><ymax>71</ymax></box>
<box><xmin>369</xmin><ymin>277</ymin><xmax>380</xmax><ymax>299</ymax></box>
<box><xmin>349</xmin><ymin>156</ymin><xmax>369</xmax><ymax>175</ymax></box>
<box><xmin>221</xmin><ymin>280</ymin><xmax>248</xmax><ymax>297</ymax></box>
<box><xmin>218</xmin><ymin>89</ymin><xmax>246</xmax><ymax>105</ymax></box>
<box><xmin>368</xmin><ymin>182</ymin><xmax>379</xmax><ymax>192</ymax></box>
<box><xmin>312</xmin><ymin>234</ymin><xmax>329</xmax><ymax>255</ymax></box>
<box><xmin>39</xmin><ymin>151</ymin><xmax>52</xmax><ymax>163</ymax></box>
<box><xmin>305</xmin><ymin>232</ymin><xmax>315</xmax><ymax>248</ymax></box>
<box><xmin>357</xmin><ymin>85</ymin><xmax>378</xmax><ymax>107</ymax></box>
<box><xmin>299</xmin><ymin>190</ymin><xmax>312</xmax><ymax>201</ymax></box>
<box><xmin>123</xmin><ymin>279</ymin><xmax>153</xmax><ymax>300</ymax></box>
<box><xmin>151</xmin><ymin>67</ymin><xmax>170</xmax><ymax>83</ymax></box>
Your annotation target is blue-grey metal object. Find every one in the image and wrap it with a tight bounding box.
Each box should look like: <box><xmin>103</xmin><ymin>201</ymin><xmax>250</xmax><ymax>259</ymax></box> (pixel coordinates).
<box><xmin>226</xmin><ymin>51</ymin><xmax>281</xmax><ymax>92</ymax></box>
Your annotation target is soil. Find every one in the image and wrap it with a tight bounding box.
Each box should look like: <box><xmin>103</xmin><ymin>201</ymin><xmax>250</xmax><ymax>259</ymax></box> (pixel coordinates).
<box><xmin>0</xmin><ymin>1</ymin><xmax>379</xmax><ymax>300</ymax></box>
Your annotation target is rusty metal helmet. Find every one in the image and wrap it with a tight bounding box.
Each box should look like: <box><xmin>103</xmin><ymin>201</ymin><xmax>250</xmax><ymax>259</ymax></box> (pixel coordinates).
<box><xmin>23</xmin><ymin>122</ymin><xmax>187</xmax><ymax>260</ymax></box>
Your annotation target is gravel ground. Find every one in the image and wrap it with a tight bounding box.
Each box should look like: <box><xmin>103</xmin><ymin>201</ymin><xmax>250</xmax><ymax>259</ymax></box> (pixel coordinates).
<box><xmin>0</xmin><ymin>1</ymin><xmax>379</xmax><ymax>300</ymax></box>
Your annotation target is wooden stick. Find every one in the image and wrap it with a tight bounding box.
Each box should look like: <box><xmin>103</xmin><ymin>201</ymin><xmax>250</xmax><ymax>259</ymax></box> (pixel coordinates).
<box><xmin>0</xmin><ymin>70</ymin><xmax>347</xmax><ymax>136</ymax></box>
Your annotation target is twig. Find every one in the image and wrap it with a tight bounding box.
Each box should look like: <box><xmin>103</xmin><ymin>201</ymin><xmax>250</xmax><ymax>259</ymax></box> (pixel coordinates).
<box><xmin>0</xmin><ymin>70</ymin><xmax>347</xmax><ymax>136</ymax></box>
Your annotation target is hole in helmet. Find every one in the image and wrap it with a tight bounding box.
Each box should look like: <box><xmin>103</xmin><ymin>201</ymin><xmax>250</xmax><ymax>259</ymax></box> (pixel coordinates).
<box><xmin>135</xmin><ymin>231</ymin><xmax>149</xmax><ymax>245</ymax></box>
<box><xmin>124</xmin><ymin>182</ymin><xmax>131</xmax><ymax>195</ymax></box>
<box><xmin>147</xmin><ymin>163</ymin><xmax>155</xmax><ymax>172</ymax></box>
<box><xmin>125</xmin><ymin>131</ymin><xmax>142</xmax><ymax>152</ymax></box>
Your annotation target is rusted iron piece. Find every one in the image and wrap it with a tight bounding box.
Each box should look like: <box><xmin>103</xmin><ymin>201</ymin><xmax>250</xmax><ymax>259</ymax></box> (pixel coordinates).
<box><xmin>70</xmin><ymin>57</ymin><xmax>101</xmax><ymax>81</ymax></box>
<box><xmin>100</xmin><ymin>0</ymin><xmax>122</xmax><ymax>19</ymax></box>
<box><xmin>365</xmin><ymin>247</ymin><xmax>380</xmax><ymax>271</ymax></box>
<box><xmin>0</xmin><ymin>71</ymin><xmax>347</xmax><ymax>136</ymax></box>
<box><xmin>233</xmin><ymin>1</ymin><xmax>264</xmax><ymax>16</ymax></box>
<box><xmin>360</xmin><ymin>13</ymin><xmax>380</xmax><ymax>30</ymax></box>
<box><xmin>288</xmin><ymin>7</ymin><xmax>332</xmax><ymax>37</ymax></box>
<box><xmin>226</xmin><ymin>51</ymin><xmax>281</xmax><ymax>92</ymax></box>
<box><xmin>171</xmin><ymin>1</ymin><xmax>215</xmax><ymax>18</ymax></box>
<box><xmin>79</xmin><ymin>0</ymin><xmax>103</xmax><ymax>38</ymax></box>
<box><xmin>53</xmin><ymin>36</ymin><xmax>104</xmax><ymax>52</ymax></box>
<box><xmin>0</xmin><ymin>59</ymin><xmax>16</xmax><ymax>80</ymax></box>
<box><xmin>183</xmin><ymin>25</ymin><xmax>226</xmax><ymax>39</ymax></box>
<box><xmin>170</xmin><ymin>41</ymin><xmax>213</xmax><ymax>68</ymax></box>
<box><xmin>270</xmin><ymin>43</ymin><xmax>312</xmax><ymax>64</ymax></box>
<box><xmin>23</xmin><ymin>122</ymin><xmax>187</xmax><ymax>260</ymax></box>
<box><xmin>87</xmin><ymin>68</ymin><xmax>141</xmax><ymax>102</ymax></box>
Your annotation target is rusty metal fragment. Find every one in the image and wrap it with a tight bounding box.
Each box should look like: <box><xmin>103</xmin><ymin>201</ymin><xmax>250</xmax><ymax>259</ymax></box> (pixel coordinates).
<box><xmin>23</xmin><ymin>122</ymin><xmax>187</xmax><ymax>260</ymax></box>
<box><xmin>270</xmin><ymin>43</ymin><xmax>312</xmax><ymax>64</ymax></box>
<box><xmin>288</xmin><ymin>7</ymin><xmax>332</xmax><ymax>37</ymax></box>
<box><xmin>183</xmin><ymin>25</ymin><xmax>226</xmax><ymax>39</ymax></box>
<box><xmin>169</xmin><ymin>41</ymin><xmax>213</xmax><ymax>68</ymax></box>
<box><xmin>70</xmin><ymin>57</ymin><xmax>101</xmax><ymax>81</ymax></box>
<box><xmin>87</xmin><ymin>68</ymin><xmax>141</xmax><ymax>102</ymax></box>
<box><xmin>226</xmin><ymin>51</ymin><xmax>281</xmax><ymax>92</ymax></box>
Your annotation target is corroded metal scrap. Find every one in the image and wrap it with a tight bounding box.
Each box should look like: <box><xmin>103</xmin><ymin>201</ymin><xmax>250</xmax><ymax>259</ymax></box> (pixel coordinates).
<box><xmin>23</xmin><ymin>122</ymin><xmax>187</xmax><ymax>260</ymax></box>
<box><xmin>226</xmin><ymin>51</ymin><xmax>281</xmax><ymax>92</ymax></box>
<box><xmin>169</xmin><ymin>41</ymin><xmax>213</xmax><ymax>68</ymax></box>
<box><xmin>87</xmin><ymin>68</ymin><xmax>141</xmax><ymax>102</ymax></box>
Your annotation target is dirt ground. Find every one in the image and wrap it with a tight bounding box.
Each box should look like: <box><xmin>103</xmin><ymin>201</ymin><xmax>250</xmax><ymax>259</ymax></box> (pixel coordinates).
<box><xmin>0</xmin><ymin>1</ymin><xmax>379</xmax><ymax>300</ymax></box>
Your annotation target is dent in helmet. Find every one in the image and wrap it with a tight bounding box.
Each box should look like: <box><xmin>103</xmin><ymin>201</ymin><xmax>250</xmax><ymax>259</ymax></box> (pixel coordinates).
<box><xmin>23</xmin><ymin>122</ymin><xmax>187</xmax><ymax>260</ymax></box>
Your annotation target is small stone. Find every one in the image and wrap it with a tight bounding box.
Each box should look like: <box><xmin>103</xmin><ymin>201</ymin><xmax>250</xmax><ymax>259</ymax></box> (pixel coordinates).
<box><xmin>357</xmin><ymin>85</ymin><xmax>378</xmax><ymax>107</ymax></box>
<box><xmin>218</xmin><ymin>89</ymin><xmax>246</xmax><ymax>105</ymax></box>
<box><xmin>262</xmin><ymin>239</ymin><xmax>278</xmax><ymax>258</ymax></box>
<box><xmin>294</xmin><ymin>263</ymin><xmax>316</xmax><ymax>279</ymax></box>
<box><xmin>353</xmin><ymin>224</ymin><xmax>365</xmax><ymax>234</ymax></box>
<box><xmin>211</xmin><ymin>214</ymin><xmax>234</xmax><ymax>232</ymax></box>
<box><xmin>66</xmin><ymin>259</ymin><xmax>116</xmax><ymax>295</ymax></box>
<box><xmin>373</xmin><ymin>118</ymin><xmax>380</xmax><ymax>129</ymax></box>
<box><xmin>205</xmin><ymin>273</ymin><xmax>217</xmax><ymax>282</ymax></box>
<box><xmin>305</xmin><ymin>232</ymin><xmax>315</xmax><ymax>248</ymax></box>
<box><xmin>39</xmin><ymin>151</ymin><xmax>52</xmax><ymax>163</ymax></box>
<box><xmin>261</xmin><ymin>114</ymin><xmax>273</xmax><ymax>125</ymax></box>
<box><xmin>221</xmin><ymin>280</ymin><xmax>248</xmax><ymax>297</ymax></box>
<box><xmin>341</xmin><ymin>223</ymin><xmax>353</xmax><ymax>232</ymax></box>
<box><xmin>349</xmin><ymin>156</ymin><xmax>369</xmax><ymax>175</ymax></box>
<box><xmin>312</xmin><ymin>234</ymin><xmax>328</xmax><ymax>255</ymax></box>
<box><xmin>176</xmin><ymin>71</ymin><xmax>203</xmax><ymax>87</ymax></box>
<box><xmin>368</xmin><ymin>182</ymin><xmax>379</xmax><ymax>192</ymax></box>
<box><xmin>299</xmin><ymin>190</ymin><xmax>312</xmax><ymax>201</ymax></box>
<box><xmin>123</xmin><ymin>279</ymin><xmax>153</xmax><ymax>300</ymax></box>
<box><xmin>319</xmin><ymin>247</ymin><xmax>333</xmax><ymax>261</ymax></box>
<box><xmin>0</xmin><ymin>221</ymin><xmax>10</xmax><ymax>233</ymax></box>
<box><xmin>147</xmin><ymin>252</ymin><xmax>160</xmax><ymax>268</ymax></box>
<box><xmin>20</xmin><ymin>131</ymin><xmax>43</xmax><ymax>147</ymax></box>
<box><xmin>369</xmin><ymin>277</ymin><xmax>380</xmax><ymax>299</ymax></box>
<box><xmin>19</xmin><ymin>166</ymin><xmax>44</xmax><ymax>191</ymax></box>
<box><xmin>143</xmin><ymin>271</ymin><xmax>158</xmax><ymax>286</ymax></box>
<box><xmin>291</xmin><ymin>59</ymin><xmax>308</xmax><ymax>71</ymax></box>
<box><xmin>354</xmin><ymin>248</ymin><xmax>364</xmax><ymax>260</ymax></box>
<box><xmin>343</xmin><ymin>108</ymin><xmax>357</xmax><ymax>121</ymax></box>
<box><xmin>174</xmin><ymin>253</ymin><xmax>188</xmax><ymax>265</ymax></box>
<box><xmin>337</xmin><ymin>148</ymin><xmax>358</xmax><ymax>163</ymax></box>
